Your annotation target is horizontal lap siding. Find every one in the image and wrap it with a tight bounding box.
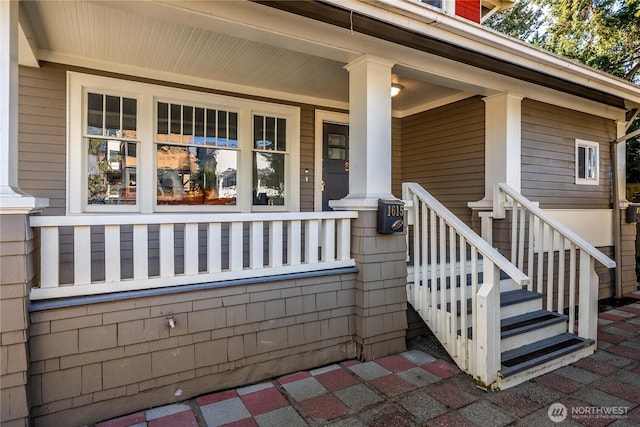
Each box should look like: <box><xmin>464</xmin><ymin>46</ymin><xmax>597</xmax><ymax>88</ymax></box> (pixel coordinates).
<box><xmin>401</xmin><ymin>96</ymin><xmax>485</xmax><ymax>226</ymax></box>
<box><xmin>19</xmin><ymin>64</ymin><xmax>67</xmax><ymax>216</ymax></box>
<box><xmin>521</xmin><ymin>99</ymin><xmax>615</xmax><ymax>209</ymax></box>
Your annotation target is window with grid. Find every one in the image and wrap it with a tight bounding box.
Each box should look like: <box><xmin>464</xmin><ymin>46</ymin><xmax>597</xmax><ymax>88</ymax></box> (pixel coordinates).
<box><xmin>85</xmin><ymin>92</ymin><xmax>138</xmax><ymax>205</ymax></box>
<box><xmin>253</xmin><ymin>115</ymin><xmax>287</xmax><ymax>206</ymax></box>
<box><xmin>155</xmin><ymin>102</ymin><xmax>238</xmax><ymax>206</ymax></box>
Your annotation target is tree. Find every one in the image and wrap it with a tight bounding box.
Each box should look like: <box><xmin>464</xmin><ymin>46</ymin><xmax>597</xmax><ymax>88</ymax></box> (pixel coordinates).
<box><xmin>484</xmin><ymin>0</ymin><xmax>640</xmax><ymax>182</ymax></box>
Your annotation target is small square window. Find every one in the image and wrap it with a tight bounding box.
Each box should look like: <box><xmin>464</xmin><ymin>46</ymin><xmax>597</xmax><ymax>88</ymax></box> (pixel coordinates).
<box><xmin>575</xmin><ymin>139</ymin><xmax>599</xmax><ymax>185</ymax></box>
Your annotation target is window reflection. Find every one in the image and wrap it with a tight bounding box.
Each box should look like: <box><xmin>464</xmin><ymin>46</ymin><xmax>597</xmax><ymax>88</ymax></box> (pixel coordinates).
<box><xmin>156</xmin><ymin>145</ymin><xmax>237</xmax><ymax>205</ymax></box>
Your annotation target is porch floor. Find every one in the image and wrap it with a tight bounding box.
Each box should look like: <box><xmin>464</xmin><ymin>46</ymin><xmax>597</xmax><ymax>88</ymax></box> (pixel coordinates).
<box><xmin>96</xmin><ymin>294</ymin><xmax>640</xmax><ymax>427</ymax></box>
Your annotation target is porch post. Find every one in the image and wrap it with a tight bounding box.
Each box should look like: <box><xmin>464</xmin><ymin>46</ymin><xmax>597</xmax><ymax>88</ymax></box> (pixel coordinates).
<box><xmin>469</xmin><ymin>92</ymin><xmax>523</xmax><ymax>209</ymax></box>
<box><xmin>0</xmin><ymin>0</ymin><xmax>46</xmax><ymax>212</ymax></box>
<box><xmin>332</xmin><ymin>55</ymin><xmax>407</xmax><ymax>360</ymax></box>
<box><xmin>469</xmin><ymin>92</ymin><xmax>522</xmax><ymax>246</ymax></box>
<box><xmin>330</xmin><ymin>55</ymin><xmax>395</xmax><ymax>210</ymax></box>
<box><xmin>1</xmin><ymin>3</ymin><xmax>44</xmax><ymax>426</ymax></box>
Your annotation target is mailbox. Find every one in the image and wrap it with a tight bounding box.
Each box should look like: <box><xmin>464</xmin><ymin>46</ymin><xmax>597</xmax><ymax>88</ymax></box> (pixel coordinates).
<box><xmin>377</xmin><ymin>199</ymin><xmax>405</xmax><ymax>233</ymax></box>
<box><xmin>627</xmin><ymin>205</ymin><xmax>640</xmax><ymax>223</ymax></box>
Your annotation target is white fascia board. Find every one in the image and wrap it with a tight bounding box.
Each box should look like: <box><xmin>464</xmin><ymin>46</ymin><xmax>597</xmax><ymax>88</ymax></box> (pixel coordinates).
<box><xmin>333</xmin><ymin>0</ymin><xmax>640</xmax><ymax>106</ymax></box>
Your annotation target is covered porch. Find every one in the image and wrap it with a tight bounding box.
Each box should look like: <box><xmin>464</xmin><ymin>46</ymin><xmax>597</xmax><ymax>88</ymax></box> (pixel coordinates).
<box><xmin>2</xmin><ymin>1</ymin><xmax>640</xmax><ymax>426</ymax></box>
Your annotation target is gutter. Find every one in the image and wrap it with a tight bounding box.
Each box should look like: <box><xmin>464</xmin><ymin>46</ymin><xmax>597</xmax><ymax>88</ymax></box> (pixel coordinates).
<box><xmin>324</xmin><ymin>0</ymin><xmax>640</xmax><ymax>107</ymax></box>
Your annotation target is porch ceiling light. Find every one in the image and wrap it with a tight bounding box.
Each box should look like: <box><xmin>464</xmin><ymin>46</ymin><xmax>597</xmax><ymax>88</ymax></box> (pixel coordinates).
<box><xmin>391</xmin><ymin>83</ymin><xmax>404</xmax><ymax>97</ymax></box>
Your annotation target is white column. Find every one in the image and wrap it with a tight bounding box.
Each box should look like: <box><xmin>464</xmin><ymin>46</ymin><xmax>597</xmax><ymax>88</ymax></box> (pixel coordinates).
<box><xmin>469</xmin><ymin>92</ymin><xmax>523</xmax><ymax>209</ymax></box>
<box><xmin>330</xmin><ymin>55</ymin><xmax>395</xmax><ymax>211</ymax></box>
<box><xmin>0</xmin><ymin>0</ymin><xmax>46</xmax><ymax>214</ymax></box>
<box><xmin>615</xmin><ymin>120</ymin><xmax>627</xmax><ymax>205</ymax></box>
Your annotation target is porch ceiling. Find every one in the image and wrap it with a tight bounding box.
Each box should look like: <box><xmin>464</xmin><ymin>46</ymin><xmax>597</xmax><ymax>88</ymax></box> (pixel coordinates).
<box><xmin>19</xmin><ymin>0</ymin><xmax>467</xmax><ymax>113</ymax></box>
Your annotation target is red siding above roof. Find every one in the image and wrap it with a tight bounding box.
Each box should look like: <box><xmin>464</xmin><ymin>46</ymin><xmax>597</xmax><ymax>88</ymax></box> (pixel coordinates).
<box><xmin>456</xmin><ymin>0</ymin><xmax>480</xmax><ymax>23</ymax></box>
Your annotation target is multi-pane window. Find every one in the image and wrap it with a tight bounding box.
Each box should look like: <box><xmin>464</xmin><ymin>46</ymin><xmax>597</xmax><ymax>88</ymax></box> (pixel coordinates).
<box><xmin>85</xmin><ymin>92</ymin><xmax>138</xmax><ymax>205</ymax></box>
<box><xmin>155</xmin><ymin>102</ymin><xmax>238</xmax><ymax>205</ymax></box>
<box><xmin>253</xmin><ymin>115</ymin><xmax>287</xmax><ymax>206</ymax></box>
<box><xmin>575</xmin><ymin>139</ymin><xmax>599</xmax><ymax>185</ymax></box>
<box><xmin>69</xmin><ymin>72</ymin><xmax>299</xmax><ymax>214</ymax></box>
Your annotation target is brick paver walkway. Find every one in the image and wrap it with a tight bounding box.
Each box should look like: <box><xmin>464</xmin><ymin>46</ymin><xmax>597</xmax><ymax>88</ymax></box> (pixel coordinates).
<box><xmin>96</xmin><ymin>297</ymin><xmax>640</xmax><ymax>427</ymax></box>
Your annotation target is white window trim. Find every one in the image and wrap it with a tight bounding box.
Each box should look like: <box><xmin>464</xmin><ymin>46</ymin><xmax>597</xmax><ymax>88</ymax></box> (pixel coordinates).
<box><xmin>67</xmin><ymin>72</ymin><xmax>300</xmax><ymax>214</ymax></box>
<box><xmin>575</xmin><ymin>139</ymin><xmax>599</xmax><ymax>186</ymax></box>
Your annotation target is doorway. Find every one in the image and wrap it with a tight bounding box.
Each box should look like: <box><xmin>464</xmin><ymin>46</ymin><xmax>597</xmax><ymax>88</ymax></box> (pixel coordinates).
<box><xmin>322</xmin><ymin>122</ymin><xmax>349</xmax><ymax>210</ymax></box>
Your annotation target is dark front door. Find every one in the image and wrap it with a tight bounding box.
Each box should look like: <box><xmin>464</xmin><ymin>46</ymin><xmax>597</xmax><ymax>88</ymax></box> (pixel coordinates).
<box><xmin>322</xmin><ymin>122</ymin><xmax>349</xmax><ymax>211</ymax></box>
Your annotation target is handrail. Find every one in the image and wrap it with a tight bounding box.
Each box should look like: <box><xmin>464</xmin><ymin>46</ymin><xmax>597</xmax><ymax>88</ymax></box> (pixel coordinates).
<box><xmin>405</xmin><ymin>182</ymin><xmax>529</xmax><ymax>286</ymax></box>
<box><xmin>496</xmin><ymin>183</ymin><xmax>616</xmax><ymax>268</ymax></box>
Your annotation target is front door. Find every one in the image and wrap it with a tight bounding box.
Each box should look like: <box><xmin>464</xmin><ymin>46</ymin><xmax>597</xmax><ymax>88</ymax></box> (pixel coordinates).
<box><xmin>322</xmin><ymin>122</ymin><xmax>349</xmax><ymax>210</ymax></box>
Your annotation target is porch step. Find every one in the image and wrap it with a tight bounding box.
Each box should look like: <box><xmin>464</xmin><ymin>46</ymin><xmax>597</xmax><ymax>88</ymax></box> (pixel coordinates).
<box><xmin>501</xmin><ymin>310</ymin><xmax>569</xmax><ymax>352</ymax></box>
<box><xmin>418</xmin><ymin>271</ymin><xmax>511</xmax><ymax>290</ymax></box>
<box><xmin>499</xmin><ymin>289</ymin><xmax>543</xmax><ymax>319</ymax></box>
<box><xmin>464</xmin><ymin>310</ymin><xmax>568</xmax><ymax>341</ymax></box>
<box><xmin>443</xmin><ymin>289</ymin><xmax>542</xmax><ymax>317</ymax></box>
<box><xmin>500</xmin><ymin>333</ymin><xmax>594</xmax><ymax>378</ymax></box>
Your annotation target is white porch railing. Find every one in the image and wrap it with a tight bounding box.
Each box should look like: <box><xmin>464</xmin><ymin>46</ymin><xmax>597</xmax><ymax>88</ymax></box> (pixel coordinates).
<box><xmin>403</xmin><ymin>183</ymin><xmax>529</xmax><ymax>387</ymax></box>
<box><xmin>493</xmin><ymin>183</ymin><xmax>616</xmax><ymax>341</ymax></box>
<box><xmin>30</xmin><ymin>211</ymin><xmax>358</xmax><ymax>300</ymax></box>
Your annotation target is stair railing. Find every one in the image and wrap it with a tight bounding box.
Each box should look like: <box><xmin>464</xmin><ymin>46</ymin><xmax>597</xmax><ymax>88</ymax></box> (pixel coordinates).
<box><xmin>403</xmin><ymin>183</ymin><xmax>528</xmax><ymax>388</ymax></box>
<box><xmin>494</xmin><ymin>183</ymin><xmax>615</xmax><ymax>341</ymax></box>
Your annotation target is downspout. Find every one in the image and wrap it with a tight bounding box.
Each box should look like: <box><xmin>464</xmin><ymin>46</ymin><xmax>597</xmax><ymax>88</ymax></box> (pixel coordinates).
<box><xmin>612</xmin><ymin>111</ymin><xmax>640</xmax><ymax>298</ymax></box>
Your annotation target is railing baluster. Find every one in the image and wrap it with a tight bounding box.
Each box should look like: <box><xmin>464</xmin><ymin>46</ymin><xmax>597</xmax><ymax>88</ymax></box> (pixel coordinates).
<box><xmin>511</xmin><ymin>203</ymin><xmax>518</xmax><ymax>264</ymax></box>
<box><xmin>459</xmin><ymin>235</ymin><xmax>468</xmax><ymax>370</ymax></box>
<box><xmin>207</xmin><ymin>222</ymin><xmax>222</xmax><ymax>273</ymax></box>
<box><xmin>133</xmin><ymin>224</ymin><xmax>148</xmax><ymax>280</ymax></box>
<box><xmin>536</xmin><ymin>219</ymin><xmax>544</xmax><ymax>294</ymax></box>
<box><xmin>470</xmin><ymin>245</ymin><xmax>478</xmax><ymax>375</ymax></box>
<box><xmin>421</xmin><ymin>202</ymin><xmax>429</xmax><ymax>317</ymax></box>
<box><xmin>184</xmin><ymin>223</ymin><xmax>199</xmax><ymax>276</ymax></box>
<box><xmin>568</xmin><ymin>245</ymin><xmax>576</xmax><ymax>333</ymax></box>
<box><xmin>527</xmin><ymin>213</ymin><xmax>534</xmax><ymax>291</ymax></box>
<box><xmin>229</xmin><ymin>221</ymin><xmax>243</xmax><ymax>271</ymax></box>
<box><xmin>449</xmin><ymin>226</ymin><xmax>457</xmax><ymax>354</ymax></box>
<box><xmin>546</xmin><ymin>228</ymin><xmax>555</xmax><ymax>311</ymax></box>
<box><xmin>438</xmin><ymin>217</ymin><xmax>446</xmax><ymax>336</ymax></box>
<box><xmin>321</xmin><ymin>219</ymin><xmax>335</xmax><ymax>262</ymax></box>
<box><xmin>40</xmin><ymin>226</ymin><xmax>59</xmax><ymax>288</ymax></box>
<box><xmin>74</xmin><ymin>225</ymin><xmax>91</xmax><ymax>285</ymax></box>
<box><xmin>518</xmin><ymin>205</ymin><xmax>526</xmax><ymax>270</ymax></box>
<box><xmin>557</xmin><ymin>236</ymin><xmax>565</xmax><ymax>315</ymax></box>
<box><xmin>104</xmin><ymin>224</ymin><xmax>121</xmax><ymax>283</ymax></box>
<box><xmin>159</xmin><ymin>223</ymin><xmax>174</xmax><ymax>278</ymax></box>
<box><xmin>336</xmin><ymin>219</ymin><xmax>350</xmax><ymax>261</ymax></box>
<box><xmin>413</xmin><ymin>194</ymin><xmax>420</xmax><ymax>287</ymax></box>
<box><xmin>269</xmin><ymin>220</ymin><xmax>283</xmax><ymax>267</ymax></box>
<box><xmin>250</xmin><ymin>221</ymin><xmax>264</xmax><ymax>269</ymax></box>
<box><xmin>306</xmin><ymin>219</ymin><xmax>319</xmax><ymax>264</ymax></box>
<box><xmin>288</xmin><ymin>220</ymin><xmax>301</xmax><ymax>266</ymax></box>
<box><xmin>430</xmin><ymin>208</ymin><xmax>437</xmax><ymax>323</ymax></box>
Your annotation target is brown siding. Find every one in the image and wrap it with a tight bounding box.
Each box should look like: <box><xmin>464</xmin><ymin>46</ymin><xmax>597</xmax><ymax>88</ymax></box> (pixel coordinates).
<box><xmin>400</xmin><ymin>96</ymin><xmax>485</xmax><ymax>225</ymax></box>
<box><xmin>19</xmin><ymin>64</ymin><xmax>67</xmax><ymax>216</ymax></box>
<box><xmin>521</xmin><ymin>99</ymin><xmax>616</xmax><ymax>209</ymax></box>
